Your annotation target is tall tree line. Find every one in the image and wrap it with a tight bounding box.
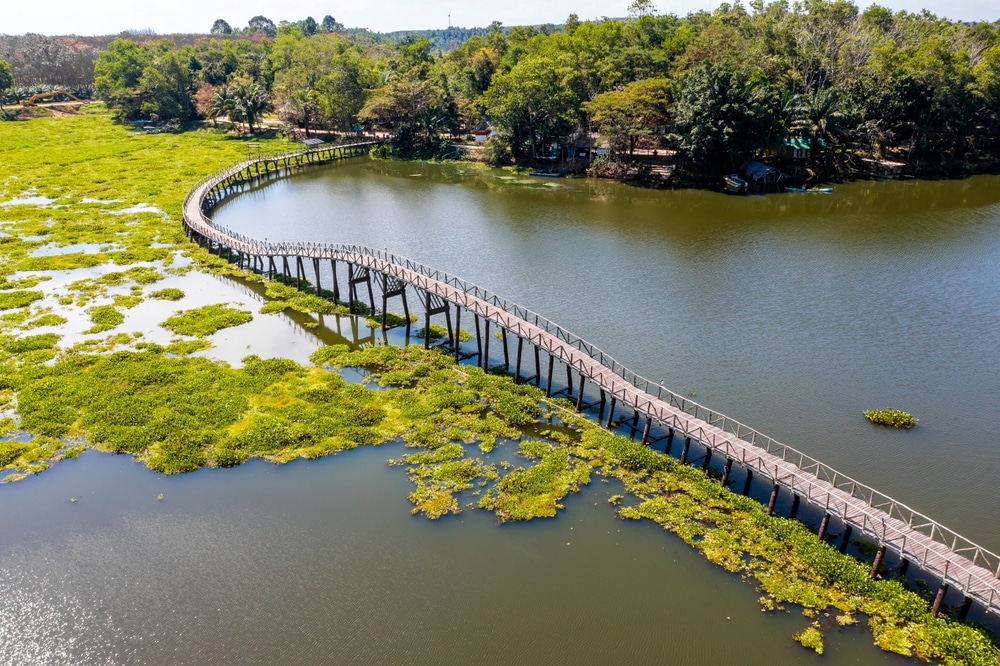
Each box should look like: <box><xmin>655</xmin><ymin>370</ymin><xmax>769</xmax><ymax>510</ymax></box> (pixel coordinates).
<box><xmin>82</xmin><ymin>3</ymin><xmax>1000</xmax><ymax>173</ymax></box>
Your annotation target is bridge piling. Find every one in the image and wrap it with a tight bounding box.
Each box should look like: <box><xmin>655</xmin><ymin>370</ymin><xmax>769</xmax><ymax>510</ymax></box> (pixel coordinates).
<box><xmin>720</xmin><ymin>458</ymin><xmax>733</xmax><ymax>486</ymax></box>
<box><xmin>766</xmin><ymin>483</ymin><xmax>779</xmax><ymax>515</ymax></box>
<box><xmin>742</xmin><ymin>470</ymin><xmax>754</xmax><ymax>496</ymax></box>
<box><xmin>501</xmin><ymin>329</ymin><xmax>510</xmax><ymax>372</ymax></box>
<box><xmin>641</xmin><ymin>417</ymin><xmax>652</xmax><ymax>445</ymax></box>
<box><xmin>330</xmin><ymin>259</ymin><xmax>340</xmax><ymax>302</ymax></box>
<box><xmin>839</xmin><ymin>525</ymin><xmax>853</xmax><ymax>553</ymax></box>
<box><xmin>870</xmin><ymin>545</ymin><xmax>887</xmax><ymax>578</ymax></box>
<box><xmin>546</xmin><ymin>356</ymin><xmax>554</xmax><ymax>397</ymax></box>
<box><xmin>679</xmin><ymin>435</ymin><xmax>692</xmax><ymax>464</ymax></box>
<box><xmin>483</xmin><ymin>320</ymin><xmax>491</xmax><ymax>369</ymax></box>
<box><xmin>818</xmin><ymin>513</ymin><xmax>830</xmax><ymax>541</ymax></box>
<box><xmin>605</xmin><ymin>397</ymin><xmax>617</xmax><ymax>429</ymax></box>
<box><xmin>789</xmin><ymin>493</ymin><xmax>800</xmax><ymax>520</ymax></box>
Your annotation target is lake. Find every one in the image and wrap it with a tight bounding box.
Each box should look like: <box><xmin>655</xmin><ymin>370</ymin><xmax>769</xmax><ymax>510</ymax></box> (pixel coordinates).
<box><xmin>2</xmin><ymin>160</ymin><xmax>998</xmax><ymax>664</ymax></box>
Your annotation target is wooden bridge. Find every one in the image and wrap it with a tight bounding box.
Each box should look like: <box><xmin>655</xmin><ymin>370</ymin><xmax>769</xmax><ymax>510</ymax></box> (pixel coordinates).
<box><xmin>182</xmin><ymin>141</ymin><xmax>1000</xmax><ymax>618</ymax></box>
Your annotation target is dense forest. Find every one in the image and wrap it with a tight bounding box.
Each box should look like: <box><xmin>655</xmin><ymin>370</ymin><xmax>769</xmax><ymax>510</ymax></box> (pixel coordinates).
<box><xmin>3</xmin><ymin>2</ymin><xmax>1000</xmax><ymax>180</ymax></box>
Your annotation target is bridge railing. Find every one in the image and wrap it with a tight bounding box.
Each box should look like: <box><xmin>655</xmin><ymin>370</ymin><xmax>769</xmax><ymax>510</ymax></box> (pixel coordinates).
<box><xmin>184</xmin><ymin>149</ymin><xmax>1000</xmax><ymax>592</ymax></box>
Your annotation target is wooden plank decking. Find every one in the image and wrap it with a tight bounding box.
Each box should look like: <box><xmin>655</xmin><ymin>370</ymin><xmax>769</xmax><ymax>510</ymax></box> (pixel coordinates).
<box><xmin>183</xmin><ymin>146</ymin><xmax>1000</xmax><ymax>614</ymax></box>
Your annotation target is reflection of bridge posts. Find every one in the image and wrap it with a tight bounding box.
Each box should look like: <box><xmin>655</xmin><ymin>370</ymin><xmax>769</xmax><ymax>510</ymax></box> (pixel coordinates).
<box><xmin>350</xmin><ymin>315</ymin><xmax>375</xmax><ymax>348</ymax></box>
<box><xmin>379</xmin><ymin>273</ymin><xmax>409</xmax><ymax>330</ymax></box>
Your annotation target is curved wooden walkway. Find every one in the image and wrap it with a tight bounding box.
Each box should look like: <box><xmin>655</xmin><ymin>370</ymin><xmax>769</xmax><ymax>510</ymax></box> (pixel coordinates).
<box><xmin>183</xmin><ymin>143</ymin><xmax>1000</xmax><ymax>616</ymax></box>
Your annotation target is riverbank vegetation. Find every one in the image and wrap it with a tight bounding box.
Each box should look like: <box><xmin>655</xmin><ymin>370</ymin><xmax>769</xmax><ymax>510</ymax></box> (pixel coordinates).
<box><xmin>6</xmin><ymin>2</ymin><xmax>1000</xmax><ymax>181</ymax></box>
<box><xmin>0</xmin><ymin>111</ymin><xmax>997</xmax><ymax>663</ymax></box>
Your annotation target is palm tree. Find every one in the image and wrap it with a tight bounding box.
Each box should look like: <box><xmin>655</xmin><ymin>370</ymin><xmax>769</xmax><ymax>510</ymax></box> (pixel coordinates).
<box><xmin>791</xmin><ymin>88</ymin><xmax>850</xmax><ymax>160</ymax></box>
<box><xmin>230</xmin><ymin>82</ymin><xmax>269</xmax><ymax>134</ymax></box>
<box><xmin>206</xmin><ymin>86</ymin><xmax>234</xmax><ymax>128</ymax></box>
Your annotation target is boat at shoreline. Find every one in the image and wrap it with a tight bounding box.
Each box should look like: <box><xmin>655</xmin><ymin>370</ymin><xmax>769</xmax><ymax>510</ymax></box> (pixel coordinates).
<box><xmin>723</xmin><ymin>173</ymin><xmax>747</xmax><ymax>194</ymax></box>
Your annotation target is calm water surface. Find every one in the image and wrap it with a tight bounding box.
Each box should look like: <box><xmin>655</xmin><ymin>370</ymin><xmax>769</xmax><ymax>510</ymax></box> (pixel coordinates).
<box><xmin>2</xmin><ymin>161</ymin><xmax>998</xmax><ymax>664</ymax></box>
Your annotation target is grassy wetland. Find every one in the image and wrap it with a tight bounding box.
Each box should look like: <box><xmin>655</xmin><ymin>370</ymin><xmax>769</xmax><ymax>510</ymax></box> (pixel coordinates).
<box><xmin>0</xmin><ymin>108</ymin><xmax>997</xmax><ymax>665</ymax></box>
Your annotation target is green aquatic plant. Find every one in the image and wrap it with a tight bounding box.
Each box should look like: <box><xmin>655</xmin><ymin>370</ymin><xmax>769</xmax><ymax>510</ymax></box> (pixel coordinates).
<box><xmin>0</xmin><ymin>290</ymin><xmax>43</xmax><ymax>310</ymax></box>
<box><xmin>864</xmin><ymin>408</ymin><xmax>917</xmax><ymax>429</ymax></box>
<box><xmin>161</xmin><ymin>303</ymin><xmax>252</xmax><ymax>337</ymax></box>
<box><xmin>85</xmin><ymin>304</ymin><xmax>125</xmax><ymax>333</ymax></box>
<box><xmin>794</xmin><ymin>622</ymin><xmax>824</xmax><ymax>654</ymax></box>
<box><xmin>150</xmin><ymin>287</ymin><xmax>185</xmax><ymax>301</ymax></box>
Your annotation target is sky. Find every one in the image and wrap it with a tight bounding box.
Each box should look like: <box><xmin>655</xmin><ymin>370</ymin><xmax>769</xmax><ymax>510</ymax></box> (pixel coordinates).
<box><xmin>2</xmin><ymin>0</ymin><xmax>997</xmax><ymax>37</ymax></box>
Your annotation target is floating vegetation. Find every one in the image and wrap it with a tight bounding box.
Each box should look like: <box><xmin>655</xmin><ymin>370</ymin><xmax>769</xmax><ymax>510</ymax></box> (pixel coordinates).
<box><xmin>794</xmin><ymin>622</ymin><xmax>825</xmax><ymax>654</ymax></box>
<box><xmin>864</xmin><ymin>408</ymin><xmax>917</xmax><ymax>429</ymax></box>
<box><xmin>161</xmin><ymin>304</ymin><xmax>253</xmax><ymax>337</ymax></box>
<box><xmin>150</xmin><ymin>287</ymin><xmax>184</xmax><ymax>301</ymax></box>
<box><xmin>0</xmin><ymin>290</ymin><xmax>43</xmax><ymax>310</ymax></box>
<box><xmin>85</xmin><ymin>304</ymin><xmax>125</xmax><ymax>333</ymax></box>
<box><xmin>364</xmin><ymin>311</ymin><xmax>417</xmax><ymax>329</ymax></box>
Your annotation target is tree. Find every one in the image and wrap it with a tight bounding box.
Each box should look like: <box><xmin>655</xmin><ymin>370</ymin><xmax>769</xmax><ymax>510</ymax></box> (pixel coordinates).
<box><xmin>210</xmin><ymin>19</ymin><xmax>232</xmax><ymax>35</ymax></box>
<box><xmin>485</xmin><ymin>55</ymin><xmax>581</xmax><ymax>160</ymax></box>
<box><xmin>584</xmin><ymin>77</ymin><xmax>671</xmax><ymax>163</ymax></box>
<box><xmin>247</xmin><ymin>16</ymin><xmax>277</xmax><ymax>38</ymax></box>
<box><xmin>0</xmin><ymin>60</ymin><xmax>13</xmax><ymax>109</ymax></box>
<box><xmin>671</xmin><ymin>62</ymin><xmax>782</xmax><ymax>173</ymax></box>
<box><xmin>303</xmin><ymin>17</ymin><xmax>318</xmax><ymax>36</ymax></box>
<box><xmin>321</xmin><ymin>15</ymin><xmax>341</xmax><ymax>32</ymax></box>
<box><xmin>229</xmin><ymin>81</ymin><xmax>269</xmax><ymax>133</ymax></box>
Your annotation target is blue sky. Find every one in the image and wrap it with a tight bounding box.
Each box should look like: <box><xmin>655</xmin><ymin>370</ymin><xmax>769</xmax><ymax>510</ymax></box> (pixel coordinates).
<box><xmin>3</xmin><ymin>0</ymin><xmax>997</xmax><ymax>36</ymax></box>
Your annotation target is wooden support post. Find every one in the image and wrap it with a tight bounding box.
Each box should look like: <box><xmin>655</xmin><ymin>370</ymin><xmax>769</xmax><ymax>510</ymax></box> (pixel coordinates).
<box><xmin>443</xmin><ymin>302</ymin><xmax>453</xmax><ymax>346</ymax></box>
<box><xmin>629</xmin><ymin>413</ymin><xmax>640</xmax><ymax>440</ymax></box>
<box><xmin>483</xmin><ymin>320</ymin><xmax>490</xmax><ymax>369</ymax></box>
<box><xmin>720</xmin><ymin>459</ymin><xmax>733</xmax><ymax>487</ymax></box>
<box><xmin>474</xmin><ymin>315</ymin><xmax>482</xmax><ymax>364</ymax></box>
<box><xmin>870</xmin><ymin>545</ymin><xmax>887</xmax><ymax>578</ymax></box>
<box><xmin>424</xmin><ymin>301</ymin><xmax>432</xmax><ymax>350</ymax></box>
<box><xmin>742</xmin><ymin>470</ymin><xmax>753</xmax><ymax>496</ymax></box>
<box><xmin>702</xmin><ymin>448</ymin><xmax>713</xmax><ymax>469</ymax></box>
<box><xmin>454</xmin><ymin>306</ymin><xmax>462</xmax><ymax>363</ymax></box>
<box><xmin>282</xmin><ymin>255</ymin><xmax>291</xmax><ymax>281</ymax></box>
<box><xmin>515</xmin><ymin>337</ymin><xmax>524</xmax><ymax>383</ymax></box>
<box><xmin>501</xmin><ymin>329</ymin><xmax>509</xmax><ymax>372</ymax></box>
<box><xmin>931</xmin><ymin>583</ymin><xmax>949</xmax><ymax>617</ymax></box>
<box><xmin>958</xmin><ymin>596</ymin><xmax>973</xmax><ymax>621</ymax></box>
<box><xmin>295</xmin><ymin>257</ymin><xmax>302</xmax><ymax>290</ymax></box>
<box><xmin>575</xmin><ymin>375</ymin><xmax>586</xmax><ymax>412</ymax></box>
<box><xmin>348</xmin><ymin>264</ymin><xmax>356</xmax><ymax>314</ymax></box>
<box><xmin>605</xmin><ymin>397</ymin><xmax>617</xmax><ymax>429</ymax></box>
<box><xmin>533</xmin><ymin>346</ymin><xmax>541</xmax><ymax>386</ymax></box>
<box><xmin>766</xmin><ymin>483</ymin><xmax>780</xmax><ymax>515</ymax></box>
<box><xmin>546</xmin><ymin>356</ymin><xmax>554</xmax><ymax>397</ymax></box>
<box><xmin>641</xmin><ymin>417</ymin><xmax>652</xmax><ymax>445</ymax></box>
<box><xmin>598</xmin><ymin>389</ymin><xmax>607</xmax><ymax>420</ymax></box>
<box><xmin>331</xmin><ymin>260</ymin><xmax>340</xmax><ymax>302</ymax></box>
<box><xmin>898</xmin><ymin>559</ymin><xmax>909</xmax><ymax>577</ymax></box>
<box><xmin>313</xmin><ymin>258</ymin><xmax>322</xmax><ymax>295</ymax></box>
<box><xmin>789</xmin><ymin>494</ymin><xmax>800</xmax><ymax>520</ymax></box>
<box><xmin>817</xmin><ymin>513</ymin><xmax>830</xmax><ymax>541</ymax></box>
<box><xmin>839</xmin><ymin>525</ymin><xmax>853</xmax><ymax>553</ymax></box>
<box><xmin>365</xmin><ymin>274</ymin><xmax>375</xmax><ymax>314</ymax></box>
<box><xmin>269</xmin><ymin>256</ymin><xmax>276</xmax><ymax>279</ymax></box>
<box><xmin>679</xmin><ymin>436</ymin><xmax>691</xmax><ymax>465</ymax></box>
